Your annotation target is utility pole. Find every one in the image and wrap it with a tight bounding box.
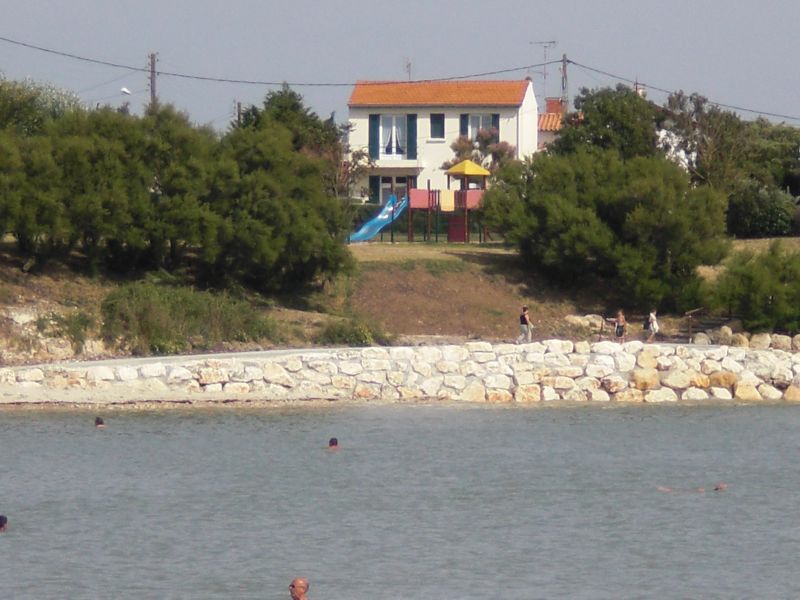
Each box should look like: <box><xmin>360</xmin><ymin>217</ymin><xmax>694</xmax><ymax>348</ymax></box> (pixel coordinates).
<box><xmin>148</xmin><ymin>52</ymin><xmax>158</xmax><ymax>108</ymax></box>
<box><xmin>237</xmin><ymin>101</ymin><xmax>242</xmax><ymax>126</ymax></box>
<box><xmin>531</xmin><ymin>40</ymin><xmax>557</xmax><ymax>98</ymax></box>
<box><xmin>561</xmin><ymin>53</ymin><xmax>569</xmax><ymax>108</ymax></box>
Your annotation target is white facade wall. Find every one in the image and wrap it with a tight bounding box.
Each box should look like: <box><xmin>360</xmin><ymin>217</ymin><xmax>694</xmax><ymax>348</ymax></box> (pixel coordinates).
<box><xmin>348</xmin><ymin>84</ymin><xmax>538</xmax><ymax>202</ymax></box>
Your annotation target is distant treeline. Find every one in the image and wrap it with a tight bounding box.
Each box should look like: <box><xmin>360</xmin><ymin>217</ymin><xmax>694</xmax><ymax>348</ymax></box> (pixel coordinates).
<box><xmin>0</xmin><ymin>79</ymin><xmax>352</xmax><ymax>292</ymax></box>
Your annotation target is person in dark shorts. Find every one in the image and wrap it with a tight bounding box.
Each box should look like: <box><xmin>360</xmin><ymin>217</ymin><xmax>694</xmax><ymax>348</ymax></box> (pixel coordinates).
<box><xmin>607</xmin><ymin>310</ymin><xmax>627</xmax><ymax>343</ymax></box>
<box><xmin>516</xmin><ymin>305</ymin><xmax>532</xmax><ymax>343</ymax></box>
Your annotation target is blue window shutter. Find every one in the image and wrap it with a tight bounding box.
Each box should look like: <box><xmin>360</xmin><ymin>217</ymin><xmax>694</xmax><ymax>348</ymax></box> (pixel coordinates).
<box><xmin>407</xmin><ymin>114</ymin><xmax>417</xmax><ymax>159</ymax></box>
<box><xmin>460</xmin><ymin>114</ymin><xmax>469</xmax><ymax>137</ymax></box>
<box><xmin>368</xmin><ymin>114</ymin><xmax>380</xmax><ymax>159</ymax></box>
<box><xmin>491</xmin><ymin>113</ymin><xmax>500</xmax><ymax>142</ymax></box>
<box><xmin>368</xmin><ymin>175</ymin><xmax>380</xmax><ymax>203</ymax></box>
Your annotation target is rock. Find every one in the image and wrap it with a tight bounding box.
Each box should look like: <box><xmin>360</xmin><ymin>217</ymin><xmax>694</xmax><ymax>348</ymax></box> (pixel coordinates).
<box><xmin>585</xmin><ymin>364</ymin><xmax>614</xmax><ymax>379</ymax></box>
<box><xmin>486</xmin><ymin>389</ymin><xmax>513</xmax><ymax>403</ymax></box>
<box><xmin>575</xmin><ymin>377</ymin><xmax>601</xmax><ymax>390</ymax></box>
<box><xmin>709</xmin><ymin>387</ymin><xmax>733</xmax><ymax>400</ymax></box>
<box><xmin>729</xmin><ymin>333</ymin><xmax>749</xmax><ymax>347</ymax></box>
<box><xmin>117</xmin><ymin>366</ymin><xmax>139</xmax><ymax>382</ymax></box>
<box><xmin>758</xmin><ymin>384</ymin><xmax>783</xmax><ymax>402</ymax></box>
<box><xmin>718</xmin><ymin>326</ymin><xmax>733</xmax><ymax>345</ymax></box>
<box><xmin>601</xmin><ymin>375</ymin><xmax>628</xmax><ymax>393</ymax></box>
<box><xmin>574</xmin><ymin>341</ymin><xmax>591</xmax><ymax>354</ymax></box>
<box><xmin>720</xmin><ymin>357</ymin><xmax>744</xmax><ymax>373</ymax></box>
<box><xmin>632</xmin><ymin>368</ymin><xmax>660</xmax><ymax>390</ymax></box>
<box><xmin>588</xmin><ymin>388</ymin><xmax>611</xmax><ymax>402</ymax></box>
<box><xmin>563</xmin><ymin>388</ymin><xmax>588</xmax><ymax>402</ymax></box>
<box><xmin>460</xmin><ymin>381</ymin><xmax>486</xmax><ymax>402</ymax></box>
<box><xmin>545</xmin><ymin>339</ymin><xmax>573</xmax><ymax>354</ymax></box>
<box><xmin>614</xmin><ymin>352</ymin><xmax>637</xmax><ymax>372</ymax></box>
<box><xmin>541</xmin><ymin>376</ymin><xmax>575</xmax><ymax>390</ymax></box>
<box><xmin>682</xmin><ymin>387</ymin><xmax>709</xmax><ymax>401</ymax></box>
<box><xmin>263</xmin><ymin>363</ymin><xmax>294</xmax><ymax>386</ymax></box>
<box><xmin>167</xmin><ymin>366</ymin><xmax>194</xmax><ymax>382</ymax></box>
<box><xmin>793</xmin><ymin>335</ymin><xmax>800</xmax><ymax>353</ymax></box>
<box><xmin>614</xmin><ymin>388</ymin><xmax>644</xmax><ymax>403</ymax></box>
<box><xmin>591</xmin><ymin>341</ymin><xmax>621</xmax><ymax>355</ymax></box>
<box><xmin>689</xmin><ymin>372</ymin><xmax>710</xmax><ymax>388</ymax></box>
<box><xmin>783</xmin><ymin>385</ymin><xmax>800</xmax><ymax>402</ymax></box>
<box><xmin>622</xmin><ymin>341</ymin><xmax>644</xmax><ymax>354</ymax></box>
<box><xmin>709</xmin><ymin>371</ymin><xmax>738</xmax><ymax>389</ymax></box>
<box><xmin>749</xmin><ymin>333</ymin><xmax>771</xmax><ymax>349</ymax></box>
<box><xmin>700</xmin><ymin>359</ymin><xmax>722</xmax><ymax>375</ymax></box>
<box><xmin>637</xmin><ymin>351</ymin><xmax>659</xmax><ymax>369</ymax></box>
<box><xmin>771</xmin><ymin>334</ymin><xmax>792</xmax><ymax>352</ymax></box>
<box><xmin>660</xmin><ymin>370</ymin><xmax>694</xmax><ymax>390</ymax></box>
<box><xmin>541</xmin><ymin>386</ymin><xmax>559</xmax><ymax>401</ymax></box>
<box><xmin>734</xmin><ymin>382</ymin><xmax>762</xmax><ymax>402</ymax></box>
<box><xmin>139</xmin><ymin>362</ymin><xmax>166</xmax><ymax>378</ymax></box>
<box><xmin>86</xmin><ymin>366</ymin><xmax>114</xmax><ymax>382</ymax></box>
<box><xmin>223</xmin><ymin>382</ymin><xmax>250</xmax><ymax>394</ymax></box>
<box><xmin>443</xmin><ymin>375</ymin><xmax>466</xmax><ymax>390</ymax></box>
<box><xmin>692</xmin><ymin>332</ymin><xmax>711</xmax><ymax>345</ymax></box>
<box><xmin>514</xmin><ymin>384</ymin><xmax>540</xmax><ymax>403</ymax></box>
<box><xmin>645</xmin><ymin>388</ymin><xmax>678</xmax><ymax>403</ymax></box>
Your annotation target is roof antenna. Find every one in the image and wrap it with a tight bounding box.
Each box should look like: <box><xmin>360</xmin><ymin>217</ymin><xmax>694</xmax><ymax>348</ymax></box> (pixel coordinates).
<box><xmin>530</xmin><ymin>40</ymin><xmax>557</xmax><ymax>97</ymax></box>
<box><xmin>403</xmin><ymin>57</ymin><xmax>412</xmax><ymax>81</ymax></box>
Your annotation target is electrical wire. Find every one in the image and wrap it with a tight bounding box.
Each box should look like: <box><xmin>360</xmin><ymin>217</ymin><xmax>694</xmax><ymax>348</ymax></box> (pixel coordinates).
<box><xmin>3</xmin><ymin>33</ymin><xmax>799</xmax><ymax>121</ymax></box>
<box><xmin>568</xmin><ymin>60</ymin><xmax>800</xmax><ymax>122</ymax></box>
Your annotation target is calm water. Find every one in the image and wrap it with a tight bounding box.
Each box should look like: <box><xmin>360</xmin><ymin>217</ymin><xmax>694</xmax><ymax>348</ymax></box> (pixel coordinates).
<box><xmin>2</xmin><ymin>404</ymin><xmax>800</xmax><ymax>599</ymax></box>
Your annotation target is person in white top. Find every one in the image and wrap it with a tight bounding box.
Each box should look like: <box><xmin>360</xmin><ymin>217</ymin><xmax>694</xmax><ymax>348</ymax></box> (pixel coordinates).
<box><xmin>647</xmin><ymin>308</ymin><xmax>659</xmax><ymax>343</ymax></box>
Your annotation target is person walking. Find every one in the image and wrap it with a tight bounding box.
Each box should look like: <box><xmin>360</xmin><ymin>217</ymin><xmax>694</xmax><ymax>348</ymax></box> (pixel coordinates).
<box><xmin>516</xmin><ymin>305</ymin><xmax>532</xmax><ymax>343</ymax></box>
<box><xmin>646</xmin><ymin>308</ymin><xmax>659</xmax><ymax>343</ymax></box>
<box><xmin>606</xmin><ymin>310</ymin><xmax>627</xmax><ymax>343</ymax></box>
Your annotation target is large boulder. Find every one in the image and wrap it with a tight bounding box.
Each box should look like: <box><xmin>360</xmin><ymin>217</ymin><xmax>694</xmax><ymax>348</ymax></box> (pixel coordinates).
<box><xmin>632</xmin><ymin>368</ymin><xmax>660</xmax><ymax>390</ymax></box>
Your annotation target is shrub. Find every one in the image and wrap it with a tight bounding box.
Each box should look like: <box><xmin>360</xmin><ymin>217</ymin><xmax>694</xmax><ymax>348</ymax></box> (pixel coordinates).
<box><xmin>726</xmin><ymin>181</ymin><xmax>794</xmax><ymax>238</ymax></box>
<box><xmin>315</xmin><ymin>317</ymin><xmax>391</xmax><ymax>347</ymax></box>
<box><xmin>711</xmin><ymin>241</ymin><xmax>800</xmax><ymax>332</ymax></box>
<box><xmin>101</xmin><ymin>283</ymin><xmax>279</xmax><ymax>355</ymax></box>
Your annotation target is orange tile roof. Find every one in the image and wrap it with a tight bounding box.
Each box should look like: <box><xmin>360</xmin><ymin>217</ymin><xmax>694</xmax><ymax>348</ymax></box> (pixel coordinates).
<box><xmin>348</xmin><ymin>80</ymin><xmax>531</xmax><ymax>107</ymax></box>
<box><xmin>538</xmin><ymin>112</ymin><xmax>563</xmax><ymax>132</ymax></box>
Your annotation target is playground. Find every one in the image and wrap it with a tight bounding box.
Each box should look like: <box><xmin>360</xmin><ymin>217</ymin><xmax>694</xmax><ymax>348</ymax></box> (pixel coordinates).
<box><xmin>349</xmin><ymin>159</ymin><xmax>491</xmax><ymax>244</ymax></box>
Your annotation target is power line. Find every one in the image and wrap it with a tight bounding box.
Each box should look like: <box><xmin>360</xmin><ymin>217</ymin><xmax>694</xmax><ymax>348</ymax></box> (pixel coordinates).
<box><xmin>0</xmin><ymin>34</ymin><xmax>556</xmax><ymax>86</ymax></box>
<box><xmin>568</xmin><ymin>59</ymin><xmax>800</xmax><ymax>122</ymax></box>
<box><xmin>3</xmin><ymin>33</ymin><xmax>799</xmax><ymax>122</ymax></box>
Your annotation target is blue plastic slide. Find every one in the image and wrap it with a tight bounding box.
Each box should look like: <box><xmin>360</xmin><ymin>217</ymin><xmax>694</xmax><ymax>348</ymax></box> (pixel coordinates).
<box><xmin>349</xmin><ymin>194</ymin><xmax>408</xmax><ymax>242</ymax></box>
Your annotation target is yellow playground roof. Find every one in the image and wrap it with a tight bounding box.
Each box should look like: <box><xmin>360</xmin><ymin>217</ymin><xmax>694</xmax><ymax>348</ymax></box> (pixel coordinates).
<box><xmin>445</xmin><ymin>160</ymin><xmax>490</xmax><ymax>177</ymax></box>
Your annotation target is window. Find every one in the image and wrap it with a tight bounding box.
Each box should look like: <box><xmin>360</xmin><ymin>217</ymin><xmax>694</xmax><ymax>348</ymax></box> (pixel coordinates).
<box><xmin>430</xmin><ymin>113</ymin><xmax>445</xmax><ymax>139</ymax></box>
<box><xmin>380</xmin><ymin>115</ymin><xmax>407</xmax><ymax>158</ymax></box>
<box><xmin>469</xmin><ymin>114</ymin><xmax>493</xmax><ymax>139</ymax></box>
<box><xmin>460</xmin><ymin>113</ymin><xmax>500</xmax><ymax>142</ymax></box>
<box><xmin>380</xmin><ymin>176</ymin><xmax>410</xmax><ymax>205</ymax></box>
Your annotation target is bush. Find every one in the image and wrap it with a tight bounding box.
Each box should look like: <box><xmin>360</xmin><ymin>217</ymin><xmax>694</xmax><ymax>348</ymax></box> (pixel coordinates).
<box><xmin>101</xmin><ymin>283</ymin><xmax>279</xmax><ymax>355</ymax></box>
<box><xmin>315</xmin><ymin>317</ymin><xmax>391</xmax><ymax>347</ymax></box>
<box><xmin>726</xmin><ymin>181</ymin><xmax>794</xmax><ymax>238</ymax></box>
<box><xmin>711</xmin><ymin>241</ymin><xmax>800</xmax><ymax>332</ymax></box>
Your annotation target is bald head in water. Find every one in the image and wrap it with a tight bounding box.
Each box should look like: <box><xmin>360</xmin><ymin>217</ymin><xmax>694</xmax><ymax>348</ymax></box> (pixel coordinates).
<box><xmin>0</xmin><ymin>515</ymin><xmax>7</xmax><ymax>532</ymax></box>
<box><xmin>289</xmin><ymin>577</ymin><xmax>309</xmax><ymax>600</ymax></box>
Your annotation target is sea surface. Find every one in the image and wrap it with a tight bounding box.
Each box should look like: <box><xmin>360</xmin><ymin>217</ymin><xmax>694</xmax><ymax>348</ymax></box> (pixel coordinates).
<box><xmin>2</xmin><ymin>403</ymin><xmax>800</xmax><ymax>599</ymax></box>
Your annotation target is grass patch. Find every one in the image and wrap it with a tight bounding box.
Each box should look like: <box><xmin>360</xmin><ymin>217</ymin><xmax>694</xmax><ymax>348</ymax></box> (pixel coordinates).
<box><xmin>101</xmin><ymin>283</ymin><xmax>280</xmax><ymax>355</ymax></box>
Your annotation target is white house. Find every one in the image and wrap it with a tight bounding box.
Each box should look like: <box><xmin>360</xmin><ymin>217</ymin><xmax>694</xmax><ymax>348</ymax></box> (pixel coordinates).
<box><xmin>347</xmin><ymin>79</ymin><xmax>538</xmax><ymax>204</ymax></box>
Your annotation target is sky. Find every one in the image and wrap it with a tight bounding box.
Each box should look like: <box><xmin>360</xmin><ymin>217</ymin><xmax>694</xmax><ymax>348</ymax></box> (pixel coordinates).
<box><xmin>1</xmin><ymin>1</ymin><xmax>799</xmax><ymax>130</ymax></box>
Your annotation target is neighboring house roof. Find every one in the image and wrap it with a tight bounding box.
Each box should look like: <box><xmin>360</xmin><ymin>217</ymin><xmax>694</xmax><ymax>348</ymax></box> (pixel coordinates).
<box><xmin>538</xmin><ymin>112</ymin><xmax>563</xmax><ymax>132</ymax></box>
<box><xmin>348</xmin><ymin>80</ymin><xmax>531</xmax><ymax>108</ymax></box>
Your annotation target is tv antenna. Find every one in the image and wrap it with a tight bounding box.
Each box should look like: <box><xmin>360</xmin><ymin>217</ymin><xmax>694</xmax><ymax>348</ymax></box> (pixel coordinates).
<box><xmin>530</xmin><ymin>40</ymin><xmax>557</xmax><ymax>97</ymax></box>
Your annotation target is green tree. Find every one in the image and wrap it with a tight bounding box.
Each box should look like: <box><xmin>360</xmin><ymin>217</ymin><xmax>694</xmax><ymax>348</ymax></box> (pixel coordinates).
<box><xmin>0</xmin><ymin>77</ymin><xmax>81</xmax><ymax>135</ymax></box>
<box><xmin>482</xmin><ymin>149</ymin><xmax>728</xmax><ymax>308</ymax></box>
<box><xmin>726</xmin><ymin>180</ymin><xmax>794</xmax><ymax>238</ymax></box>
<box><xmin>551</xmin><ymin>85</ymin><xmax>661</xmax><ymax>159</ymax></box>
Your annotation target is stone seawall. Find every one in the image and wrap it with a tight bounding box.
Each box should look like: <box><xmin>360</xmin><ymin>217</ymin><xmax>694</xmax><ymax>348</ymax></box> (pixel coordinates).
<box><xmin>2</xmin><ymin>340</ymin><xmax>800</xmax><ymax>406</ymax></box>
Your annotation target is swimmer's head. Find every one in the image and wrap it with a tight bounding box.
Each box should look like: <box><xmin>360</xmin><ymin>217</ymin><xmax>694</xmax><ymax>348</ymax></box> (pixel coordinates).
<box><xmin>289</xmin><ymin>577</ymin><xmax>309</xmax><ymax>599</ymax></box>
<box><xmin>328</xmin><ymin>437</ymin><xmax>338</xmax><ymax>448</ymax></box>
<box><xmin>95</xmin><ymin>417</ymin><xmax>105</xmax><ymax>428</ymax></box>
<box><xmin>0</xmin><ymin>515</ymin><xmax>7</xmax><ymax>531</ymax></box>
<box><xmin>714</xmin><ymin>482</ymin><xmax>728</xmax><ymax>491</ymax></box>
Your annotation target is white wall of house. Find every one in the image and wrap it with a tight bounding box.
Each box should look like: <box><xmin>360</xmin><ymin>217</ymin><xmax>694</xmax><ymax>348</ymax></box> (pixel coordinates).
<box><xmin>348</xmin><ymin>83</ymin><xmax>538</xmax><ymax>202</ymax></box>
